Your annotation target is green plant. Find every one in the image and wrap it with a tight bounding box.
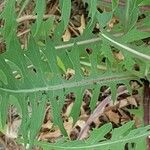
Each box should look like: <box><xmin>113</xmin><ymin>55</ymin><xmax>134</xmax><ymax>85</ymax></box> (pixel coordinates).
<box><xmin>0</xmin><ymin>0</ymin><xmax>150</xmax><ymax>149</ymax></box>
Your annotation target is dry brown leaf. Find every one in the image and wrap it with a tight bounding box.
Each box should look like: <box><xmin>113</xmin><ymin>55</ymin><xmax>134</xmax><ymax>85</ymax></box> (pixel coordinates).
<box><xmin>42</xmin><ymin>120</ymin><xmax>53</xmax><ymax>130</ymax></box>
<box><xmin>65</xmin><ymin>68</ymin><xmax>75</xmax><ymax>80</ymax></box>
<box><xmin>39</xmin><ymin>130</ymin><xmax>61</xmax><ymax>140</ymax></box>
<box><xmin>77</xmin><ymin>14</ymin><xmax>85</xmax><ymax>34</ymax></box>
<box><xmin>62</xmin><ymin>28</ymin><xmax>71</xmax><ymax>42</ymax></box>
<box><xmin>133</xmin><ymin>116</ymin><xmax>142</xmax><ymax>128</ymax></box>
<box><xmin>105</xmin><ymin>110</ymin><xmax>120</xmax><ymax>124</ymax></box>
<box><xmin>39</xmin><ymin>118</ymin><xmax>73</xmax><ymax>140</ymax></box>
<box><xmin>119</xmin><ymin>99</ymin><xmax>128</xmax><ymax>108</ymax></box>
<box><xmin>79</xmin><ymin>114</ymin><xmax>89</xmax><ymax>122</ymax></box>
<box><xmin>64</xmin><ymin>102</ymin><xmax>74</xmax><ymax>117</ymax></box>
<box><xmin>80</xmin><ymin>102</ymin><xmax>86</xmax><ymax>115</ymax></box>
<box><xmin>64</xmin><ymin>117</ymin><xmax>73</xmax><ymax>135</ymax></box>
<box><xmin>74</xmin><ymin>120</ymin><xmax>86</xmax><ymax>129</ymax></box>
<box><xmin>73</xmin><ymin>120</ymin><xmax>88</xmax><ymax>138</ymax></box>
<box><xmin>118</xmin><ymin>109</ymin><xmax>130</xmax><ymax>123</ymax></box>
<box><xmin>127</xmin><ymin>97</ymin><xmax>138</xmax><ymax>107</ymax></box>
<box><xmin>92</xmin><ymin>117</ymin><xmax>101</xmax><ymax>128</ymax></box>
<box><xmin>113</xmin><ymin>51</ymin><xmax>124</xmax><ymax>61</ymax></box>
<box><xmin>130</xmin><ymin>81</ymin><xmax>140</xmax><ymax>89</ymax></box>
<box><xmin>6</xmin><ymin>119</ymin><xmax>21</xmax><ymax>138</ymax></box>
<box><xmin>107</xmin><ymin>17</ymin><xmax>118</xmax><ymax>31</ymax></box>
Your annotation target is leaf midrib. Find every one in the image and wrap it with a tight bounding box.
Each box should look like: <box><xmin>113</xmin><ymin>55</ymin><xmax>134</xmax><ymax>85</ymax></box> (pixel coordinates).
<box><xmin>0</xmin><ymin>74</ymin><xmax>134</xmax><ymax>94</ymax></box>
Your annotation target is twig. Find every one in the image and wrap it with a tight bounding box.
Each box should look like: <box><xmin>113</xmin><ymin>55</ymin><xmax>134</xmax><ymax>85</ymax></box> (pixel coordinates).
<box><xmin>17</xmin><ymin>29</ymin><xmax>30</xmax><ymax>37</ymax></box>
<box><xmin>77</xmin><ymin>96</ymin><xmax>111</xmax><ymax>140</ymax></box>
<box><xmin>77</xmin><ymin>87</ymin><xmax>128</xmax><ymax>140</ymax></box>
<box><xmin>16</xmin><ymin>14</ymin><xmax>55</xmax><ymax>23</ymax></box>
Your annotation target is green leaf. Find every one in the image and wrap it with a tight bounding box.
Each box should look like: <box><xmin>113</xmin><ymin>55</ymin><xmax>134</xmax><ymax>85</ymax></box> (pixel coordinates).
<box><xmin>29</xmin><ymin>93</ymin><xmax>47</xmax><ymax>148</ymax></box>
<box><xmin>124</xmin><ymin>0</ymin><xmax>139</xmax><ymax>32</ymax></box>
<box><xmin>31</xmin><ymin>16</ymin><xmax>55</xmax><ymax>38</ymax></box>
<box><xmin>0</xmin><ymin>93</ymin><xmax>9</xmax><ymax>128</ymax></box>
<box><xmin>70</xmin><ymin>88</ymin><xmax>83</xmax><ymax>124</ymax></box>
<box><xmin>88</xmin><ymin>0</ymin><xmax>98</xmax><ymax>24</ymax></box>
<box><xmin>60</xmin><ymin>0</ymin><xmax>71</xmax><ymax>30</ymax></box>
<box><xmin>112</xmin><ymin>0</ymin><xmax>119</xmax><ymax>11</ymax></box>
<box><xmin>100</xmin><ymin>32</ymin><xmax>150</xmax><ymax>61</ymax></box>
<box><xmin>97</xmin><ymin>12</ymin><xmax>113</xmax><ymax>28</ymax></box>
<box><xmin>48</xmin><ymin>92</ymin><xmax>67</xmax><ymax>136</ymax></box>
<box><xmin>2</xmin><ymin>0</ymin><xmax>16</xmax><ymax>43</ymax></box>
<box><xmin>0</xmin><ymin>70</ymin><xmax>8</xmax><ymax>85</ymax></box>
<box><xmin>120</xmin><ymin>28</ymin><xmax>150</xmax><ymax>43</ymax></box>
<box><xmin>34</xmin><ymin>0</ymin><xmax>46</xmax><ymax>36</ymax></box>
<box><xmin>87</xmin><ymin>123</ymin><xmax>112</xmax><ymax>144</ymax></box>
<box><xmin>57</xmin><ymin>56</ymin><xmax>66</xmax><ymax>73</ymax></box>
<box><xmin>111</xmin><ymin>121</ymin><xmax>135</xmax><ymax>140</ymax></box>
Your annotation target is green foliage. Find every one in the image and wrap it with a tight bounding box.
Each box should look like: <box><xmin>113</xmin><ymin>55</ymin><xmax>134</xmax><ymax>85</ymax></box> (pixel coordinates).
<box><xmin>0</xmin><ymin>0</ymin><xmax>150</xmax><ymax>149</ymax></box>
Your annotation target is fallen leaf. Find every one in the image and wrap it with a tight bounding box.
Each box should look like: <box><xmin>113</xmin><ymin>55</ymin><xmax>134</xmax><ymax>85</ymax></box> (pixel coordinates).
<box><xmin>42</xmin><ymin>120</ymin><xmax>53</xmax><ymax>130</ymax></box>
<box><xmin>127</xmin><ymin>97</ymin><xmax>137</xmax><ymax>107</ymax></box>
<box><xmin>62</xmin><ymin>28</ymin><xmax>71</xmax><ymax>42</ymax></box>
<box><xmin>77</xmin><ymin>14</ymin><xmax>85</xmax><ymax>34</ymax></box>
<box><xmin>64</xmin><ymin>68</ymin><xmax>75</xmax><ymax>80</ymax></box>
<box><xmin>64</xmin><ymin>102</ymin><xmax>74</xmax><ymax>117</ymax></box>
<box><xmin>105</xmin><ymin>110</ymin><xmax>120</xmax><ymax>124</ymax></box>
<box><xmin>113</xmin><ymin>51</ymin><xmax>124</xmax><ymax>61</ymax></box>
<box><xmin>119</xmin><ymin>99</ymin><xmax>128</xmax><ymax>108</ymax></box>
<box><xmin>6</xmin><ymin>119</ymin><xmax>21</xmax><ymax>138</ymax></box>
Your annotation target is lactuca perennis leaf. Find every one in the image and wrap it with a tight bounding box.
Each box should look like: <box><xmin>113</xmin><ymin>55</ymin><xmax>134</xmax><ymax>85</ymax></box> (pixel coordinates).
<box><xmin>86</xmin><ymin>123</ymin><xmax>112</xmax><ymax>144</ymax></box>
<box><xmin>29</xmin><ymin>93</ymin><xmax>47</xmax><ymax>148</ymax></box>
<box><xmin>57</xmin><ymin>56</ymin><xmax>66</xmax><ymax>73</ymax></box>
<box><xmin>111</xmin><ymin>121</ymin><xmax>135</xmax><ymax>140</ymax></box>
<box><xmin>120</xmin><ymin>28</ymin><xmax>150</xmax><ymax>43</ymax></box>
<box><xmin>88</xmin><ymin>0</ymin><xmax>98</xmax><ymax>24</ymax></box>
<box><xmin>2</xmin><ymin>0</ymin><xmax>16</xmax><ymax>43</ymax></box>
<box><xmin>31</xmin><ymin>16</ymin><xmax>55</xmax><ymax>39</ymax></box>
<box><xmin>60</xmin><ymin>0</ymin><xmax>71</xmax><ymax>30</ymax></box>
<box><xmin>0</xmin><ymin>93</ymin><xmax>9</xmax><ymax>128</ymax></box>
<box><xmin>112</xmin><ymin>0</ymin><xmax>119</xmax><ymax>11</ymax></box>
<box><xmin>100</xmin><ymin>32</ymin><xmax>150</xmax><ymax>61</ymax></box>
<box><xmin>0</xmin><ymin>70</ymin><xmax>8</xmax><ymax>85</ymax></box>
<box><xmin>54</xmin><ymin>0</ymin><xmax>71</xmax><ymax>40</ymax></box>
<box><xmin>97</xmin><ymin>12</ymin><xmax>112</xmax><ymax>28</ymax></box>
<box><xmin>140</xmin><ymin>0</ymin><xmax>150</xmax><ymax>5</ymax></box>
<box><xmin>70</xmin><ymin>88</ymin><xmax>83</xmax><ymax>124</ymax></box>
<box><xmin>34</xmin><ymin>0</ymin><xmax>46</xmax><ymax>36</ymax></box>
<box><xmin>48</xmin><ymin>92</ymin><xmax>67</xmax><ymax>136</ymax></box>
<box><xmin>124</xmin><ymin>0</ymin><xmax>139</xmax><ymax>32</ymax></box>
